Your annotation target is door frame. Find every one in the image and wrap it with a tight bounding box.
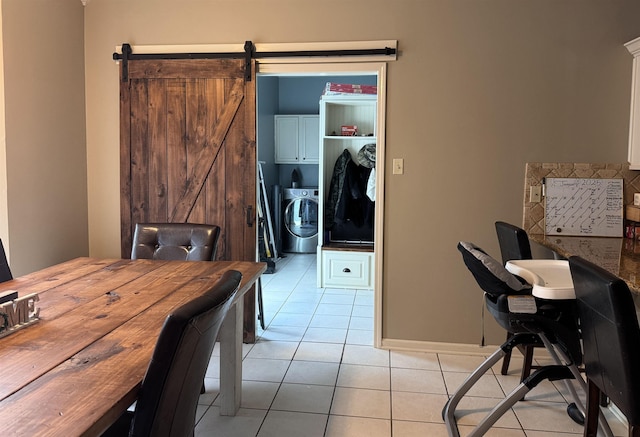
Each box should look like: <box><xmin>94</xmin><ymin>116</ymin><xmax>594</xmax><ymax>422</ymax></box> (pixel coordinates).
<box><xmin>258</xmin><ymin>61</ymin><xmax>387</xmax><ymax>348</ymax></box>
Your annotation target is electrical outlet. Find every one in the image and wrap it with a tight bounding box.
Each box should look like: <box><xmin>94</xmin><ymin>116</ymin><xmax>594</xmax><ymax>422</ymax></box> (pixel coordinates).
<box><xmin>393</xmin><ymin>158</ymin><xmax>404</xmax><ymax>175</ymax></box>
<box><xmin>530</xmin><ymin>185</ymin><xmax>542</xmax><ymax>203</ymax></box>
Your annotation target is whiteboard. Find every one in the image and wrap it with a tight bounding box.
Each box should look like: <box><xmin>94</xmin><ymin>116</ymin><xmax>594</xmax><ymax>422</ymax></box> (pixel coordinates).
<box><xmin>544</xmin><ymin>178</ymin><xmax>623</xmax><ymax>237</ymax></box>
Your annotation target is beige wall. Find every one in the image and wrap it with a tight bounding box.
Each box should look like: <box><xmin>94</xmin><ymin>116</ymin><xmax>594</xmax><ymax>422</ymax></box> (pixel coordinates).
<box><xmin>2</xmin><ymin>0</ymin><xmax>88</xmax><ymax>276</ymax></box>
<box><xmin>80</xmin><ymin>0</ymin><xmax>640</xmax><ymax>345</ymax></box>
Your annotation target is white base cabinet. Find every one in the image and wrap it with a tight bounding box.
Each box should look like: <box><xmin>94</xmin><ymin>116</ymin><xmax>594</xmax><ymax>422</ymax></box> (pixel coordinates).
<box><xmin>319</xmin><ymin>248</ymin><xmax>374</xmax><ymax>289</ymax></box>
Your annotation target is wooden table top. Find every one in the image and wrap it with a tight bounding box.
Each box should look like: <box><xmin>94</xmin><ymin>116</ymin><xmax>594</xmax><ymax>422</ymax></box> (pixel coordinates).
<box><xmin>0</xmin><ymin>257</ymin><xmax>265</xmax><ymax>437</ymax></box>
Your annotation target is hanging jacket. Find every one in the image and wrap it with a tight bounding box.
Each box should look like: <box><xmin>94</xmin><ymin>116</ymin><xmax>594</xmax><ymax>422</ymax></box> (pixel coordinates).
<box><xmin>325</xmin><ymin>149</ymin><xmax>352</xmax><ymax>229</ymax></box>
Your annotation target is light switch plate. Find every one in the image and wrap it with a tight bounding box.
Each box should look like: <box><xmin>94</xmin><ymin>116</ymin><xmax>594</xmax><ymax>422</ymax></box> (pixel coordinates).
<box><xmin>530</xmin><ymin>185</ymin><xmax>542</xmax><ymax>203</ymax></box>
<box><xmin>393</xmin><ymin>158</ymin><xmax>404</xmax><ymax>175</ymax></box>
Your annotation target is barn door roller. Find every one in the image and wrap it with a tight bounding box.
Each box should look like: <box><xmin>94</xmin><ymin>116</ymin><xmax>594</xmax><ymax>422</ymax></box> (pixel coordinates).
<box><xmin>113</xmin><ymin>41</ymin><xmax>397</xmax><ymax>82</ymax></box>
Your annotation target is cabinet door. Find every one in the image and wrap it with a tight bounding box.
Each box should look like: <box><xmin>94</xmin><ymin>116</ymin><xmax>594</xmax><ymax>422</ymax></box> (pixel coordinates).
<box><xmin>274</xmin><ymin>116</ymin><xmax>299</xmax><ymax>164</ymax></box>
<box><xmin>300</xmin><ymin>116</ymin><xmax>319</xmax><ymax>163</ymax></box>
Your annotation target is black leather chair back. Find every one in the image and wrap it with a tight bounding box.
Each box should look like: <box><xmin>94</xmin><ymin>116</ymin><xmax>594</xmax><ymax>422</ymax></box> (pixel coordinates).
<box><xmin>0</xmin><ymin>239</ymin><xmax>12</xmax><ymax>282</ymax></box>
<box><xmin>495</xmin><ymin>221</ymin><xmax>532</xmax><ymax>265</ymax></box>
<box><xmin>569</xmin><ymin>256</ymin><xmax>640</xmax><ymax>425</ymax></box>
<box><xmin>131</xmin><ymin>223</ymin><xmax>220</xmax><ymax>261</ymax></box>
<box><xmin>129</xmin><ymin>269</ymin><xmax>242</xmax><ymax>437</ymax></box>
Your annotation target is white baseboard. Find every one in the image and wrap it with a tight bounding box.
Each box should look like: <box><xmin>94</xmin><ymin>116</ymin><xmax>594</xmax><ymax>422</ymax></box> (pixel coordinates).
<box><xmin>379</xmin><ymin>338</ymin><xmax>499</xmax><ymax>356</ymax></box>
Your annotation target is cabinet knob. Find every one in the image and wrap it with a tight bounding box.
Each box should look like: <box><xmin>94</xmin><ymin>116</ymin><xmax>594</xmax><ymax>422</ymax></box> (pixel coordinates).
<box><xmin>343</xmin><ymin>268</ymin><xmax>351</xmax><ymax>273</ymax></box>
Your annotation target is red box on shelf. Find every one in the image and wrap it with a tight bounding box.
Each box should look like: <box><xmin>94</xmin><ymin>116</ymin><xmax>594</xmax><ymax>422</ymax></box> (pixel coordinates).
<box><xmin>323</xmin><ymin>82</ymin><xmax>377</xmax><ymax>95</ymax></box>
<box><xmin>341</xmin><ymin>125</ymin><xmax>358</xmax><ymax>136</ymax></box>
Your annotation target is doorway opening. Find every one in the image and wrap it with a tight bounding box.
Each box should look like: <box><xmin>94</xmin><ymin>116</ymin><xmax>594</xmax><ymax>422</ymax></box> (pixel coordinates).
<box><xmin>256</xmin><ymin>62</ymin><xmax>386</xmax><ymax>347</ymax></box>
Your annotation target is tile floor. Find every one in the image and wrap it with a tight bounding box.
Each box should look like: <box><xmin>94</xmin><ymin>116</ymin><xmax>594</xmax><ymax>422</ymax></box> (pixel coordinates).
<box><xmin>194</xmin><ymin>253</ymin><xmax>627</xmax><ymax>436</ymax></box>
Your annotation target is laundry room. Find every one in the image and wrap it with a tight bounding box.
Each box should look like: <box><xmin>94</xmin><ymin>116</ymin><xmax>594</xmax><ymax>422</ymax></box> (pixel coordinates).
<box><xmin>256</xmin><ymin>74</ymin><xmax>377</xmax><ymax>266</ymax></box>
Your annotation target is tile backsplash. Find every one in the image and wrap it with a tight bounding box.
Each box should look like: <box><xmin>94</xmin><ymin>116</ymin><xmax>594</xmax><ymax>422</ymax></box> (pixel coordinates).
<box><xmin>523</xmin><ymin>163</ymin><xmax>640</xmax><ymax>235</ymax></box>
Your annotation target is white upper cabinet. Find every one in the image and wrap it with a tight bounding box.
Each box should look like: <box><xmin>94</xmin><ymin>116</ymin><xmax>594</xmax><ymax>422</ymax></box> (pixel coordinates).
<box><xmin>626</xmin><ymin>36</ymin><xmax>640</xmax><ymax>169</ymax></box>
<box><xmin>274</xmin><ymin>115</ymin><xmax>319</xmax><ymax>164</ymax></box>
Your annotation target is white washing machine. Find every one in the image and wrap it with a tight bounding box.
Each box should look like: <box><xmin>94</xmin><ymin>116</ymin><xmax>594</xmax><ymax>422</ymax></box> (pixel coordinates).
<box><xmin>282</xmin><ymin>188</ymin><xmax>319</xmax><ymax>253</ymax></box>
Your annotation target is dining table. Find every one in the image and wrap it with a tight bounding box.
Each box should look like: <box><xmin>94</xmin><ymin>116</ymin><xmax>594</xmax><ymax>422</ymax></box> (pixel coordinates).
<box><xmin>0</xmin><ymin>257</ymin><xmax>266</xmax><ymax>437</ymax></box>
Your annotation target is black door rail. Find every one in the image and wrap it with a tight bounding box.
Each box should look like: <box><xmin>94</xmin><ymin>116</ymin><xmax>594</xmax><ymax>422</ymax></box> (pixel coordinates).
<box><xmin>113</xmin><ymin>41</ymin><xmax>397</xmax><ymax>82</ymax></box>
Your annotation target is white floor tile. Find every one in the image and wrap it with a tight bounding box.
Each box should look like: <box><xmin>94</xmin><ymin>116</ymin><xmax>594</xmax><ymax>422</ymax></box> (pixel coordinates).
<box><xmin>294</xmin><ymin>342</ymin><xmax>344</xmax><ymax>363</ymax></box>
<box><xmin>271</xmin><ymin>382</ymin><xmax>334</xmax><ymax>414</ymax></box>
<box><xmin>212</xmin><ymin>380</ymin><xmax>280</xmax><ymax>410</ymax></box>
<box><xmin>279</xmin><ymin>300</ymin><xmax>319</xmax><ymax>314</ymax></box>
<box><xmin>351</xmin><ymin>304</ymin><xmax>373</xmax><ymax>317</ymax></box>
<box><xmin>342</xmin><ymin>344</ymin><xmax>389</xmax><ymax>367</ymax></box>
<box><xmin>392</xmin><ymin>420</ymin><xmax>449</xmax><ymax>437</ymax></box>
<box><xmin>337</xmin><ymin>364</ymin><xmax>390</xmax><ymax>391</ymax></box>
<box><xmin>245</xmin><ymin>340</ymin><xmax>299</xmax><ymax>360</ymax></box>
<box><xmin>349</xmin><ymin>316</ymin><xmax>373</xmax><ymax>330</ymax></box>
<box><xmin>391</xmin><ymin>391</ymin><xmax>448</xmax><ymax>422</ymax></box>
<box><xmin>331</xmin><ymin>387</ymin><xmax>391</xmax><ymax>419</ymax></box>
<box><xmin>315</xmin><ymin>303</ymin><xmax>353</xmax><ymax>316</ymax></box>
<box><xmin>241</xmin><ymin>358</ymin><xmax>290</xmax><ymax>383</ymax></box>
<box><xmin>283</xmin><ymin>361</ymin><xmax>340</xmax><ymax>386</ymax></box>
<box><xmin>439</xmin><ymin>353</ymin><xmax>491</xmax><ymax>373</ymax></box>
<box><xmin>320</xmin><ymin>294</ymin><xmax>356</xmax><ymax>305</ymax></box>
<box><xmin>346</xmin><ymin>329</ymin><xmax>374</xmax><ymax>346</ymax></box>
<box><xmin>269</xmin><ymin>312</ymin><xmax>314</xmax><ymax>327</ymax></box>
<box><xmin>303</xmin><ymin>327</ymin><xmax>347</xmax><ymax>344</ymax></box>
<box><xmin>325</xmin><ymin>415</ymin><xmax>391</xmax><ymax>437</ymax></box>
<box><xmin>258</xmin><ymin>325</ymin><xmax>306</xmax><ymax>342</ymax></box>
<box><xmin>309</xmin><ymin>313</ymin><xmax>351</xmax><ymax>329</ymax></box>
<box><xmin>391</xmin><ymin>367</ymin><xmax>447</xmax><ymax>394</ymax></box>
<box><xmin>390</xmin><ymin>350</ymin><xmax>441</xmax><ymax>370</ymax></box>
<box><xmin>195</xmin><ymin>407</ymin><xmax>266</xmax><ymax>437</ymax></box>
<box><xmin>257</xmin><ymin>410</ymin><xmax>328</xmax><ymax>437</ymax></box>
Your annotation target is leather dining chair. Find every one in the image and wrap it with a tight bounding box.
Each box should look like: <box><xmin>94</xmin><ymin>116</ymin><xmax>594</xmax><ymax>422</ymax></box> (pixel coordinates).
<box><xmin>130</xmin><ymin>223</ymin><xmax>221</xmax><ymax>261</ymax></box>
<box><xmin>494</xmin><ymin>221</ymin><xmax>538</xmax><ymax>380</ymax></box>
<box><xmin>131</xmin><ymin>222</ymin><xmax>266</xmax><ymax>331</ymax></box>
<box><xmin>0</xmin><ymin>239</ymin><xmax>12</xmax><ymax>283</ymax></box>
<box><xmin>102</xmin><ymin>269</ymin><xmax>243</xmax><ymax>437</ymax></box>
<box><xmin>569</xmin><ymin>256</ymin><xmax>640</xmax><ymax>437</ymax></box>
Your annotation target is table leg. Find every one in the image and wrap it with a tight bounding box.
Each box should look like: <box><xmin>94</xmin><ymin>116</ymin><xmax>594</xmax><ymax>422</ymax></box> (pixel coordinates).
<box><xmin>219</xmin><ymin>299</ymin><xmax>243</xmax><ymax>416</ymax></box>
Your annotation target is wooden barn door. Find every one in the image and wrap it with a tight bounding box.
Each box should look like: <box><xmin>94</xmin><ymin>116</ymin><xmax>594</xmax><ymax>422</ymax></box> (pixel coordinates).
<box><xmin>119</xmin><ymin>58</ymin><xmax>258</xmax><ymax>341</ymax></box>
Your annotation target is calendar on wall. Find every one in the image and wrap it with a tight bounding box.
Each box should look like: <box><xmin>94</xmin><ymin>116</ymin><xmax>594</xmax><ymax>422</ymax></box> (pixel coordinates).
<box><xmin>544</xmin><ymin>178</ymin><xmax>623</xmax><ymax>237</ymax></box>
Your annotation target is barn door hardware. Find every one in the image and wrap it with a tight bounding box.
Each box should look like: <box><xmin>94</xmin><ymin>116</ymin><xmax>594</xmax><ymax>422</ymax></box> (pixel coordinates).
<box><xmin>113</xmin><ymin>41</ymin><xmax>397</xmax><ymax>82</ymax></box>
<box><xmin>244</xmin><ymin>41</ymin><xmax>254</xmax><ymax>81</ymax></box>
<box><xmin>113</xmin><ymin>41</ymin><xmax>256</xmax><ymax>82</ymax></box>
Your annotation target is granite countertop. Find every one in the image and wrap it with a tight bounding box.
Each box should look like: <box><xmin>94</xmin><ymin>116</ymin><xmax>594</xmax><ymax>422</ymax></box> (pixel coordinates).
<box><xmin>529</xmin><ymin>234</ymin><xmax>640</xmax><ymax>293</ymax></box>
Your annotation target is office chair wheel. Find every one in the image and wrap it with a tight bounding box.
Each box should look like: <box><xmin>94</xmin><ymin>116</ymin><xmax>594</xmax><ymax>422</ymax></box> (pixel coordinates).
<box><xmin>567</xmin><ymin>402</ymin><xmax>584</xmax><ymax>425</ymax></box>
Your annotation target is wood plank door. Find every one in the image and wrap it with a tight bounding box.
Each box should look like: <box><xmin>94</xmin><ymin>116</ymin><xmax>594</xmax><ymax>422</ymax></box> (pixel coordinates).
<box><xmin>119</xmin><ymin>58</ymin><xmax>258</xmax><ymax>341</ymax></box>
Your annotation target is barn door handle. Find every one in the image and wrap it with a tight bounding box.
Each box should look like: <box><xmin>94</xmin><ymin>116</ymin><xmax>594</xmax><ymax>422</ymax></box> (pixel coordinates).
<box><xmin>246</xmin><ymin>205</ymin><xmax>254</xmax><ymax>227</ymax></box>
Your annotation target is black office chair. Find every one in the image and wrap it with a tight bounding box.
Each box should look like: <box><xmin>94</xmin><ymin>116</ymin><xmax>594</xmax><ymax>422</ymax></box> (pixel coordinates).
<box><xmin>0</xmin><ymin>239</ymin><xmax>13</xmax><ymax>283</ymax></box>
<box><xmin>131</xmin><ymin>223</ymin><xmax>221</xmax><ymax>261</ymax></box>
<box><xmin>495</xmin><ymin>221</ymin><xmax>538</xmax><ymax>380</ymax></box>
<box><xmin>569</xmin><ymin>256</ymin><xmax>640</xmax><ymax>437</ymax></box>
<box><xmin>102</xmin><ymin>269</ymin><xmax>242</xmax><ymax>437</ymax></box>
<box><xmin>444</xmin><ymin>242</ymin><xmax>605</xmax><ymax>437</ymax></box>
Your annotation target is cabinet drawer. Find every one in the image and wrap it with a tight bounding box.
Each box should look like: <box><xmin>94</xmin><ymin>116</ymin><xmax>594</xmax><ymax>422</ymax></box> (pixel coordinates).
<box><xmin>322</xmin><ymin>251</ymin><xmax>373</xmax><ymax>289</ymax></box>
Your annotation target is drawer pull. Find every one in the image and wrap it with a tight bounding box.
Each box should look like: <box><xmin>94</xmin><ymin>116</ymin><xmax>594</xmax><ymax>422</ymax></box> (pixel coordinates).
<box><xmin>343</xmin><ymin>268</ymin><xmax>351</xmax><ymax>273</ymax></box>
